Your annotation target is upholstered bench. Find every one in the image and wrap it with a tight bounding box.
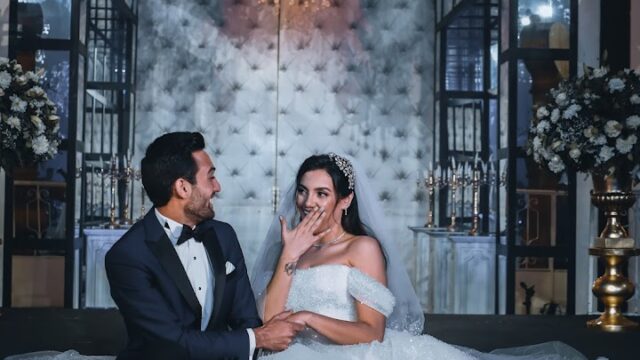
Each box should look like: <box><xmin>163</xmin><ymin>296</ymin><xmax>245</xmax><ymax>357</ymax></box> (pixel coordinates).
<box><xmin>0</xmin><ymin>309</ymin><xmax>636</xmax><ymax>359</ymax></box>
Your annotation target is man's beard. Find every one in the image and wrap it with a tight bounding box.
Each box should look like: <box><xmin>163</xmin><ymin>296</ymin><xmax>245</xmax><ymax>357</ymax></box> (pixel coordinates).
<box><xmin>185</xmin><ymin>189</ymin><xmax>215</xmax><ymax>223</ymax></box>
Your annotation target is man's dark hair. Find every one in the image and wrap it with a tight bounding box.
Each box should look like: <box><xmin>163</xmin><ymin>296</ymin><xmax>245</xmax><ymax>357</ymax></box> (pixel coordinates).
<box><xmin>141</xmin><ymin>132</ymin><xmax>205</xmax><ymax>207</ymax></box>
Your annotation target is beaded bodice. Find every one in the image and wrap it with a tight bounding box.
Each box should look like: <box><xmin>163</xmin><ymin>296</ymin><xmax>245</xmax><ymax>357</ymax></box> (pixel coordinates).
<box><xmin>285</xmin><ymin>264</ymin><xmax>395</xmax><ymax>343</ymax></box>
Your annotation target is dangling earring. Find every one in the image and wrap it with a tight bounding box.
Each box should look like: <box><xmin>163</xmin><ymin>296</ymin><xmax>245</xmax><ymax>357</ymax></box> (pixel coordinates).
<box><xmin>343</xmin><ymin>208</ymin><xmax>348</xmax><ymax>217</ymax></box>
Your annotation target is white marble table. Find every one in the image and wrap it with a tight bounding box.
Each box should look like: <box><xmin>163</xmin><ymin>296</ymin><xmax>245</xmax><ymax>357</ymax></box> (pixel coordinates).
<box><xmin>448</xmin><ymin>235</ymin><xmax>496</xmax><ymax>314</ymax></box>
<box><xmin>409</xmin><ymin>227</ymin><xmax>496</xmax><ymax>314</ymax></box>
<box><xmin>83</xmin><ymin>228</ymin><xmax>128</xmax><ymax>308</ymax></box>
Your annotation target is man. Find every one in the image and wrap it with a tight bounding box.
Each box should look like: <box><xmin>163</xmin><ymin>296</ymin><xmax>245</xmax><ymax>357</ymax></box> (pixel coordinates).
<box><xmin>106</xmin><ymin>132</ymin><xmax>301</xmax><ymax>359</ymax></box>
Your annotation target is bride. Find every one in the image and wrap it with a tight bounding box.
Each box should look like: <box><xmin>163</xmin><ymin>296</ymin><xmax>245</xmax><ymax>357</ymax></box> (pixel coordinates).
<box><xmin>251</xmin><ymin>153</ymin><xmax>586</xmax><ymax>360</ymax></box>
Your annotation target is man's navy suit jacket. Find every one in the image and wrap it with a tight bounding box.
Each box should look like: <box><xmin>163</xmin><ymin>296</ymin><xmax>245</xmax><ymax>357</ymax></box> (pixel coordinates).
<box><xmin>105</xmin><ymin>209</ymin><xmax>262</xmax><ymax>360</ymax></box>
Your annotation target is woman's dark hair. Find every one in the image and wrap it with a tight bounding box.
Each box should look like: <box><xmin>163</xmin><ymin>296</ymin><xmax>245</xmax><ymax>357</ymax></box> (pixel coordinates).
<box><xmin>141</xmin><ymin>132</ymin><xmax>205</xmax><ymax>207</ymax></box>
<box><xmin>295</xmin><ymin>154</ymin><xmax>367</xmax><ymax>236</ymax></box>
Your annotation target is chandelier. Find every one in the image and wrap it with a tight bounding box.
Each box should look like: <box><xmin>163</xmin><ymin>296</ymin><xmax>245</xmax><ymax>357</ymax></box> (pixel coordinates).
<box><xmin>258</xmin><ymin>0</ymin><xmax>331</xmax><ymax>9</ymax></box>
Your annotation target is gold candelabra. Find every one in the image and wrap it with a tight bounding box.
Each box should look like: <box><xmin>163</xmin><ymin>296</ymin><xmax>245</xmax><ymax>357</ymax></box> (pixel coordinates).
<box><xmin>424</xmin><ymin>170</ymin><xmax>436</xmax><ymax>228</ymax></box>
<box><xmin>120</xmin><ymin>155</ymin><xmax>134</xmax><ymax>225</ymax></box>
<box><xmin>448</xmin><ymin>168</ymin><xmax>459</xmax><ymax>232</ymax></box>
<box><xmin>468</xmin><ymin>167</ymin><xmax>481</xmax><ymax>236</ymax></box>
<box><xmin>135</xmin><ymin>169</ymin><xmax>145</xmax><ymax>220</ymax></box>
<box><xmin>107</xmin><ymin>156</ymin><xmax>119</xmax><ymax>229</ymax></box>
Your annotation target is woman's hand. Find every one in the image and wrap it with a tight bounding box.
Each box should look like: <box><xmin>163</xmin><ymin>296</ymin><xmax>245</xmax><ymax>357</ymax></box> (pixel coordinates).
<box><xmin>286</xmin><ymin>311</ymin><xmax>313</xmax><ymax>327</ymax></box>
<box><xmin>279</xmin><ymin>207</ymin><xmax>331</xmax><ymax>261</ymax></box>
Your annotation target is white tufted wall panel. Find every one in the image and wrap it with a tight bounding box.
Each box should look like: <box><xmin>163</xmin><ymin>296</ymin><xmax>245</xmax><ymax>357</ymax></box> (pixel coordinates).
<box><xmin>135</xmin><ymin>0</ymin><xmax>435</xmax><ymax>275</ymax></box>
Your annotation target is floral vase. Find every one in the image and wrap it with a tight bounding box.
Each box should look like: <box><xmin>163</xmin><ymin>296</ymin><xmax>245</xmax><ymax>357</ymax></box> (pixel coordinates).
<box><xmin>588</xmin><ymin>173</ymin><xmax>640</xmax><ymax>331</ymax></box>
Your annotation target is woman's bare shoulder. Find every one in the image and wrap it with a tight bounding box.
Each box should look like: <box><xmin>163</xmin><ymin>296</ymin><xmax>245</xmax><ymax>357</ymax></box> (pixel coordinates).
<box><xmin>346</xmin><ymin>235</ymin><xmax>385</xmax><ymax>266</ymax></box>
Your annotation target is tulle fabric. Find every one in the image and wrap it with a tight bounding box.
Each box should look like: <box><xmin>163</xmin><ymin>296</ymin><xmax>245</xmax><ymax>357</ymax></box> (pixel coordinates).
<box><xmin>261</xmin><ymin>331</ymin><xmax>587</xmax><ymax>360</ymax></box>
<box><xmin>4</xmin><ymin>351</ymin><xmax>114</xmax><ymax>360</ymax></box>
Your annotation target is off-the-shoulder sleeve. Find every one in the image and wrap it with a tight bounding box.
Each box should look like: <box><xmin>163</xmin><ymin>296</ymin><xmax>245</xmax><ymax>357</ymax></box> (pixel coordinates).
<box><xmin>347</xmin><ymin>267</ymin><xmax>396</xmax><ymax>317</ymax></box>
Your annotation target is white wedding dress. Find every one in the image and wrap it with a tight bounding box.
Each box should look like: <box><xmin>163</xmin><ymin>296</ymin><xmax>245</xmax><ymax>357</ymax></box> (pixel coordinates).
<box><xmin>260</xmin><ymin>264</ymin><xmax>586</xmax><ymax>360</ymax></box>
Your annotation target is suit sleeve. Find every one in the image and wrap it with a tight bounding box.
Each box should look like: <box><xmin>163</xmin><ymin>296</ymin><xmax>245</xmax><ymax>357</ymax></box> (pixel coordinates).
<box><xmin>222</xmin><ymin>224</ymin><xmax>263</xmax><ymax>331</ymax></box>
<box><xmin>106</xmin><ymin>246</ymin><xmax>250</xmax><ymax>360</ymax></box>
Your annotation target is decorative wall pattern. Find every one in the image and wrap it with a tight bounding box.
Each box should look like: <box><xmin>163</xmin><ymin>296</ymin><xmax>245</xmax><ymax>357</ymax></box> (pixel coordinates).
<box><xmin>135</xmin><ymin>0</ymin><xmax>435</xmax><ymax>274</ymax></box>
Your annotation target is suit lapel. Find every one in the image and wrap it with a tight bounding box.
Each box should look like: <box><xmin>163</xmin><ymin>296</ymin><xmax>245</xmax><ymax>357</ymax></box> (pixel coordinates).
<box><xmin>144</xmin><ymin>210</ymin><xmax>202</xmax><ymax>319</ymax></box>
<box><xmin>201</xmin><ymin>223</ymin><xmax>226</xmax><ymax>330</ymax></box>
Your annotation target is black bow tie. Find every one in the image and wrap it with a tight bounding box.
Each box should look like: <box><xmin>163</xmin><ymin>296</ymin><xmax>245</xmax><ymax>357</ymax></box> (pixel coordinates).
<box><xmin>172</xmin><ymin>223</ymin><xmax>204</xmax><ymax>245</ymax></box>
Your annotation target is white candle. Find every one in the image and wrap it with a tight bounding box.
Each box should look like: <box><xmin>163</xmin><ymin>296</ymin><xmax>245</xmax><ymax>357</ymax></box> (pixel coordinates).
<box><xmin>481</xmin><ymin>159</ymin><xmax>488</xmax><ymax>174</ymax></box>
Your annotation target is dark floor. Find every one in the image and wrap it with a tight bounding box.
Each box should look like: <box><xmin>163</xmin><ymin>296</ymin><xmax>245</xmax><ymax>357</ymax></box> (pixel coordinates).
<box><xmin>0</xmin><ymin>309</ymin><xmax>637</xmax><ymax>359</ymax></box>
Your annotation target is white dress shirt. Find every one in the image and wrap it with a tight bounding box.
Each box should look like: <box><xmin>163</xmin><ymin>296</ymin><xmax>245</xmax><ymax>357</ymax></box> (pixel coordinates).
<box><xmin>155</xmin><ymin>210</ymin><xmax>256</xmax><ymax>359</ymax></box>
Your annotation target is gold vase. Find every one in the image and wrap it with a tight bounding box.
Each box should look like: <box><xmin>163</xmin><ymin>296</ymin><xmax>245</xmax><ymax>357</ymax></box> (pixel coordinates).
<box><xmin>587</xmin><ymin>248</ymin><xmax>640</xmax><ymax>332</ymax></box>
<box><xmin>588</xmin><ymin>173</ymin><xmax>639</xmax><ymax>331</ymax></box>
<box><xmin>590</xmin><ymin>174</ymin><xmax>636</xmax><ymax>248</ymax></box>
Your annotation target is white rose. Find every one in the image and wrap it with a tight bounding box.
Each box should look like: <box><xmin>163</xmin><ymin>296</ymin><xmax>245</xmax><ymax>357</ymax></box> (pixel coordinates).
<box><xmin>569</xmin><ymin>148</ymin><xmax>581</xmax><ymax>160</ymax></box>
<box><xmin>604</xmin><ymin>120</ymin><xmax>622</xmax><ymax>137</ymax></box>
<box><xmin>616</xmin><ymin>137</ymin><xmax>633</xmax><ymax>154</ymax></box>
<box><xmin>598</xmin><ymin>146</ymin><xmax>615</xmax><ymax>162</ymax></box>
<box><xmin>548</xmin><ymin>155</ymin><xmax>566</xmax><ymax>173</ymax></box>
<box><xmin>0</xmin><ymin>57</ymin><xmax>8</xmax><ymax>66</ymax></box>
<box><xmin>591</xmin><ymin>135</ymin><xmax>607</xmax><ymax>145</ymax></box>
<box><xmin>555</xmin><ymin>92</ymin><xmax>568</xmax><ymax>105</ymax></box>
<box><xmin>0</xmin><ymin>71</ymin><xmax>11</xmax><ymax>89</ymax></box>
<box><xmin>562</xmin><ymin>104</ymin><xmax>582</xmax><ymax>119</ymax></box>
<box><xmin>10</xmin><ymin>94</ymin><xmax>27</xmax><ymax>113</ymax></box>
<box><xmin>536</xmin><ymin>106</ymin><xmax>549</xmax><ymax>119</ymax></box>
<box><xmin>550</xmin><ymin>109</ymin><xmax>560</xmax><ymax>123</ymax></box>
<box><xmin>631</xmin><ymin>94</ymin><xmax>640</xmax><ymax>105</ymax></box>
<box><xmin>27</xmin><ymin>86</ymin><xmax>44</xmax><ymax>97</ymax></box>
<box><xmin>583</xmin><ymin>126</ymin><xmax>595</xmax><ymax>138</ymax></box>
<box><xmin>533</xmin><ymin>136</ymin><xmax>542</xmax><ymax>151</ymax></box>
<box><xmin>626</xmin><ymin>115</ymin><xmax>640</xmax><ymax>129</ymax></box>
<box><xmin>6</xmin><ymin>116</ymin><xmax>21</xmax><ymax>130</ymax></box>
<box><xmin>608</xmin><ymin>78</ymin><xmax>625</xmax><ymax>92</ymax></box>
<box><xmin>536</xmin><ymin>120</ymin><xmax>550</xmax><ymax>134</ymax></box>
<box><xmin>31</xmin><ymin>135</ymin><xmax>50</xmax><ymax>155</ymax></box>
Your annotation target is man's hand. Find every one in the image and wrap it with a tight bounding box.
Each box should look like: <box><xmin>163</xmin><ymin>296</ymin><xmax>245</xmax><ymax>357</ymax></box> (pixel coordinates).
<box><xmin>254</xmin><ymin>311</ymin><xmax>304</xmax><ymax>351</ymax></box>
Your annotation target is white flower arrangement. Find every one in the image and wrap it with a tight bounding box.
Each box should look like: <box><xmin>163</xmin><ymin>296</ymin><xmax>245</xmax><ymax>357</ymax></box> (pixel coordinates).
<box><xmin>0</xmin><ymin>57</ymin><xmax>61</xmax><ymax>173</ymax></box>
<box><xmin>528</xmin><ymin>65</ymin><xmax>640</xmax><ymax>177</ymax></box>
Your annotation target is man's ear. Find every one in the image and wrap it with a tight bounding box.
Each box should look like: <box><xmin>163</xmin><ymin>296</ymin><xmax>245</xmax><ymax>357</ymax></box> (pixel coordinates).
<box><xmin>173</xmin><ymin>178</ymin><xmax>192</xmax><ymax>199</ymax></box>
